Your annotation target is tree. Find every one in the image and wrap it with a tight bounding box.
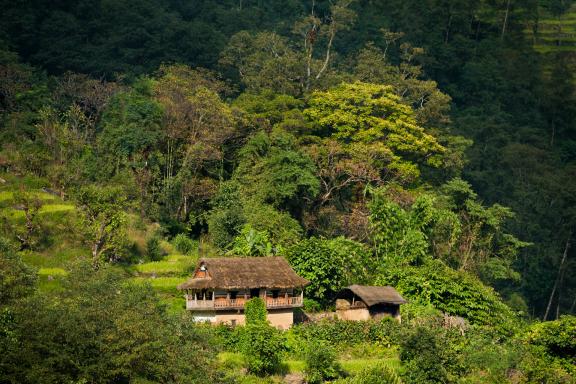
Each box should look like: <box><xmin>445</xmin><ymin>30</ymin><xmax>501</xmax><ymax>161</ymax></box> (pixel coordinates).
<box><xmin>293</xmin><ymin>0</ymin><xmax>357</xmax><ymax>91</ymax></box>
<box><xmin>229</xmin><ymin>224</ymin><xmax>277</xmax><ymax>256</ymax></box>
<box><xmin>152</xmin><ymin>64</ymin><xmax>236</xmax><ymax>224</ymax></box>
<box><xmin>244</xmin><ymin>297</ymin><xmax>267</xmax><ymax>324</ymax></box>
<box><xmin>303</xmin><ymin>340</ymin><xmax>342</xmax><ymax>384</ymax></box>
<box><xmin>240</xmin><ymin>298</ymin><xmax>286</xmax><ymax>375</ymax></box>
<box><xmin>1</xmin><ymin>187</ymin><xmax>43</xmax><ymax>250</ymax></box>
<box><xmin>304</xmin><ymin>82</ymin><xmax>445</xmax><ymax>183</ymax></box>
<box><xmin>73</xmin><ymin>185</ymin><xmax>130</xmax><ymax>269</ymax></box>
<box><xmin>234</xmin><ymin>130</ymin><xmax>319</xmax><ymax>210</ymax></box>
<box><xmin>220</xmin><ymin>31</ymin><xmax>304</xmax><ymax>96</ymax></box>
<box><xmin>0</xmin><ymin>262</ymin><xmax>216</xmax><ymax>383</ymax></box>
<box><xmin>287</xmin><ymin>237</ymin><xmax>371</xmax><ymax>305</ymax></box>
<box><xmin>0</xmin><ymin>238</ymin><xmax>36</xmax><ymax>306</ymax></box>
<box><xmin>368</xmin><ymin>190</ymin><xmax>431</xmax><ymax>266</ymax></box>
<box><xmin>353</xmin><ymin>41</ymin><xmax>452</xmax><ymax>127</ymax></box>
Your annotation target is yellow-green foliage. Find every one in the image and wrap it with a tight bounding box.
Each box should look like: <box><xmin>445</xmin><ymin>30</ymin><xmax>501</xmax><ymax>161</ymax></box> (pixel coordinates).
<box><xmin>38</xmin><ymin>267</ymin><xmax>68</xmax><ymax>276</ymax></box>
<box><xmin>130</xmin><ymin>276</ymin><xmax>188</xmax><ymax>294</ymax></box>
<box><xmin>134</xmin><ymin>254</ymin><xmax>197</xmax><ymax>275</ymax></box>
<box><xmin>304</xmin><ymin>82</ymin><xmax>445</xmax><ymax>181</ymax></box>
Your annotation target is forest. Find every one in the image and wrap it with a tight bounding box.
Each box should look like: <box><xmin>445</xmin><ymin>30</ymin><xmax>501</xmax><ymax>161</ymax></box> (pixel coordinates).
<box><xmin>0</xmin><ymin>0</ymin><xmax>575</xmax><ymax>383</ymax></box>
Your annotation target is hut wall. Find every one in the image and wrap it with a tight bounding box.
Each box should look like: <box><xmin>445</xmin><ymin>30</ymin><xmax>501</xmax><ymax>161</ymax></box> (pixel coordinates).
<box><xmin>214</xmin><ymin>308</ymin><xmax>295</xmax><ymax>329</ymax></box>
<box><xmin>336</xmin><ymin>307</ymin><xmax>371</xmax><ymax>321</ymax></box>
<box><xmin>190</xmin><ymin>311</ymin><xmax>217</xmax><ymax>323</ymax></box>
<box><xmin>267</xmin><ymin>308</ymin><xmax>294</xmax><ymax>329</ymax></box>
<box><xmin>216</xmin><ymin>311</ymin><xmax>247</xmax><ymax>326</ymax></box>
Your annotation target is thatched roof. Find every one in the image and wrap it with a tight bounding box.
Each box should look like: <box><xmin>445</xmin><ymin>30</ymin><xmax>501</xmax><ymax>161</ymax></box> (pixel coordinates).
<box><xmin>178</xmin><ymin>257</ymin><xmax>309</xmax><ymax>290</ymax></box>
<box><xmin>338</xmin><ymin>285</ymin><xmax>407</xmax><ymax>306</ymax></box>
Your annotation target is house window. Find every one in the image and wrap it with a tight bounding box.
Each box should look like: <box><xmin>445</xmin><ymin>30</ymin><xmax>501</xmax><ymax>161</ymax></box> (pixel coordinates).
<box><xmin>230</xmin><ymin>291</ymin><xmax>238</xmax><ymax>299</ymax></box>
<box><xmin>272</xmin><ymin>290</ymin><xmax>279</xmax><ymax>299</ymax></box>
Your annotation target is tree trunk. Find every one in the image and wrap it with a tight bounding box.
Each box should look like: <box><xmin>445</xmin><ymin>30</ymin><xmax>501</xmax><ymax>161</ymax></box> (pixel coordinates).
<box><xmin>544</xmin><ymin>234</ymin><xmax>571</xmax><ymax>320</ymax></box>
<box><xmin>501</xmin><ymin>0</ymin><xmax>511</xmax><ymax>39</ymax></box>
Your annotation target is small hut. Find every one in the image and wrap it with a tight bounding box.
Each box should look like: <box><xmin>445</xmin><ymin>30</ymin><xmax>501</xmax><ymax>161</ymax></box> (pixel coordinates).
<box><xmin>335</xmin><ymin>285</ymin><xmax>407</xmax><ymax>322</ymax></box>
<box><xmin>178</xmin><ymin>257</ymin><xmax>309</xmax><ymax>329</ymax></box>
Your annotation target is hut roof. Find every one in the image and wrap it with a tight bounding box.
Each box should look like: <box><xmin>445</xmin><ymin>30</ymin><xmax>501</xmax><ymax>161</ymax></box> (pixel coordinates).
<box><xmin>178</xmin><ymin>257</ymin><xmax>309</xmax><ymax>290</ymax></box>
<box><xmin>339</xmin><ymin>285</ymin><xmax>407</xmax><ymax>306</ymax></box>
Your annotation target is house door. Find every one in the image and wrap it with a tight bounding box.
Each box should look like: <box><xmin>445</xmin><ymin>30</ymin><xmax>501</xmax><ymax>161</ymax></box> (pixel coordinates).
<box><xmin>250</xmin><ymin>288</ymin><xmax>260</xmax><ymax>298</ymax></box>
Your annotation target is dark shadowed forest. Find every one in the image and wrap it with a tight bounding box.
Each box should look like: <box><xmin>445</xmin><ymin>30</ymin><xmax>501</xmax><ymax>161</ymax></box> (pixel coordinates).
<box><xmin>0</xmin><ymin>0</ymin><xmax>575</xmax><ymax>383</ymax></box>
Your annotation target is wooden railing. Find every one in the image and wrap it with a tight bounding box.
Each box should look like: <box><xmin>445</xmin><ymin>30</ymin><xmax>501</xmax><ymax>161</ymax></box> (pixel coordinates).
<box><xmin>186</xmin><ymin>295</ymin><xmax>303</xmax><ymax>310</ymax></box>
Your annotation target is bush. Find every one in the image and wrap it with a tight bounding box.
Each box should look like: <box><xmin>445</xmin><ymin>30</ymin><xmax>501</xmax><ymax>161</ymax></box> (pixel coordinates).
<box><xmin>146</xmin><ymin>235</ymin><xmax>162</xmax><ymax>261</ymax></box>
<box><xmin>304</xmin><ymin>340</ymin><xmax>342</xmax><ymax>384</ymax></box>
<box><xmin>349</xmin><ymin>362</ymin><xmax>402</xmax><ymax>384</ymax></box>
<box><xmin>241</xmin><ymin>322</ymin><xmax>286</xmax><ymax>375</ymax></box>
<box><xmin>287</xmin><ymin>237</ymin><xmax>371</xmax><ymax>305</ymax></box>
<box><xmin>291</xmin><ymin>319</ymin><xmax>401</xmax><ymax>349</ymax></box>
<box><xmin>375</xmin><ymin>259</ymin><xmax>518</xmax><ymax>333</ymax></box>
<box><xmin>526</xmin><ymin>316</ymin><xmax>576</xmax><ymax>369</ymax></box>
<box><xmin>172</xmin><ymin>233</ymin><xmax>196</xmax><ymax>255</ymax></box>
<box><xmin>214</xmin><ymin>324</ymin><xmax>245</xmax><ymax>351</ymax></box>
<box><xmin>245</xmin><ymin>298</ymin><xmax>267</xmax><ymax>324</ymax></box>
<box><xmin>399</xmin><ymin>326</ymin><xmax>463</xmax><ymax>384</ymax></box>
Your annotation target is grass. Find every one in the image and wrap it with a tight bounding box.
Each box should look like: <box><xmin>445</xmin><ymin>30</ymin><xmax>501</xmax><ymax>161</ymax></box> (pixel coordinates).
<box><xmin>130</xmin><ymin>276</ymin><xmax>188</xmax><ymax>294</ymax></box>
<box><xmin>0</xmin><ymin>190</ymin><xmax>58</xmax><ymax>202</ymax></box>
<box><xmin>38</xmin><ymin>267</ymin><xmax>68</xmax><ymax>276</ymax></box>
<box><xmin>284</xmin><ymin>356</ymin><xmax>400</xmax><ymax>375</ymax></box>
<box><xmin>134</xmin><ymin>254</ymin><xmax>197</xmax><ymax>276</ymax></box>
<box><xmin>0</xmin><ymin>203</ymin><xmax>75</xmax><ymax>222</ymax></box>
<box><xmin>162</xmin><ymin>296</ymin><xmax>187</xmax><ymax>315</ymax></box>
<box><xmin>131</xmin><ymin>252</ymin><xmax>197</xmax><ymax>313</ymax></box>
<box><xmin>340</xmin><ymin>357</ymin><xmax>401</xmax><ymax>374</ymax></box>
<box><xmin>219</xmin><ymin>347</ymin><xmax>401</xmax><ymax>378</ymax></box>
<box><xmin>219</xmin><ymin>352</ymin><xmax>245</xmax><ymax>369</ymax></box>
<box><xmin>37</xmin><ymin>277</ymin><xmax>64</xmax><ymax>293</ymax></box>
<box><xmin>20</xmin><ymin>247</ymin><xmax>89</xmax><ymax>268</ymax></box>
<box><xmin>526</xmin><ymin>3</ymin><xmax>576</xmax><ymax>57</ymax></box>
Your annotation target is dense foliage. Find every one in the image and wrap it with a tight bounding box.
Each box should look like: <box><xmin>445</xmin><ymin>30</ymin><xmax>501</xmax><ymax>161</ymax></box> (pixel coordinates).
<box><xmin>240</xmin><ymin>298</ymin><xmax>287</xmax><ymax>375</ymax></box>
<box><xmin>0</xmin><ymin>261</ymin><xmax>216</xmax><ymax>383</ymax></box>
<box><xmin>1</xmin><ymin>0</ymin><xmax>575</xmax><ymax>382</ymax></box>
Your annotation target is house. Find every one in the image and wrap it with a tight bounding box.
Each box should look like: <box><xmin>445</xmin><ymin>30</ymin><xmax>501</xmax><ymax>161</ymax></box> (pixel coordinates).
<box><xmin>178</xmin><ymin>257</ymin><xmax>309</xmax><ymax>329</ymax></box>
<box><xmin>335</xmin><ymin>285</ymin><xmax>407</xmax><ymax>322</ymax></box>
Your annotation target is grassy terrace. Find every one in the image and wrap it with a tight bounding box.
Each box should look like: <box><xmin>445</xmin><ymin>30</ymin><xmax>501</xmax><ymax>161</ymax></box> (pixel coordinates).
<box><xmin>524</xmin><ymin>3</ymin><xmax>576</xmax><ymax>76</ymax></box>
<box><xmin>218</xmin><ymin>345</ymin><xmax>402</xmax><ymax>383</ymax></box>
<box><xmin>1</xmin><ymin>173</ymin><xmax>198</xmax><ymax>312</ymax></box>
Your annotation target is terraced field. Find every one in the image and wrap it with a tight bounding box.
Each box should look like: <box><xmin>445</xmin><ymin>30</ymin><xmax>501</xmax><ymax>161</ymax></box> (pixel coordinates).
<box><xmin>0</xmin><ymin>174</ymin><xmax>82</xmax><ymax>290</ymax></box>
<box><xmin>1</xmin><ymin>173</ymin><xmax>199</xmax><ymax>312</ymax></box>
<box><xmin>130</xmin><ymin>253</ymin><xmax>198</xmax><ymax>314</ymax></box>
<box><xmin>525</xmin><ymin>3</ymin><xmax>576</xmax><ymax>80</ymax></box>
<box><xmin>531</xmin><ymin>5</ymin><xmax>576</xmax><ymax>52</ymax></box>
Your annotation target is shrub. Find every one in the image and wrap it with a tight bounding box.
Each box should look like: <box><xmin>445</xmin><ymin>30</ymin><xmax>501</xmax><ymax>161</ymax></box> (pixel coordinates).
<box><xmin>287</xmin><ymin>237</ymin><xmax>371</xmax><ymax>305</ymax></box>
<box><xmin>375</xmin><ymin>259</ymin><xmax>518</xmax><ymax>333</ymax></box>
<box><xmin>245</xmin><ymin>298</ymin><xmax>267</xmax><ymax>324</ymax></box>
<box><xmin>304</xmin><ymin>340</ymin><xmax>342</xmax><ymax>384</ymax></box>
<box><xmin>241</xmin><ymin>322</ymin><xmax>286</xmax><ymax>375</ymax></box>
<box><xmin>291</xmin><ymin>319</ymin><xmax>401</xmax><ymax>349</ymax></box>
<box><xmin>146</xmin><ymin>235</ymin><xmax>162</xmax><ymax>261</ymax></box>
<box><xmin>172</xmin><ymin>233</ymin><xmax>196</xmax><ymax>255</ymax></box>
<box><xmin>349</xmin><ymin>362</ymin><xmax>402</xmax><ymax>384</ymax></box>
<box><xmin>214</xmin><ymin>324</ymin><xmax>245</xmax><ymax>351</ymax></box>
<box><xmin>399</xmin><ymin>326</ymin><xmax>460</xmax><ymax>384</ymax></box>
<box><xmin>526</xmin><ymin>316</ymin><xmax>576</xmax><ymax>369</ymax></box>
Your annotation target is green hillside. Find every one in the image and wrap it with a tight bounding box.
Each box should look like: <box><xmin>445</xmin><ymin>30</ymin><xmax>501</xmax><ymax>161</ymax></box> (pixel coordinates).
<box><xmin>1</xmin><ymin>0</ymin><xmax>575</xmax><ymax>382</ymax></box>
<box><xmin>526</xmin><ymin>3</ymin><xmax>576</xmax><ymax>79</ymax></box>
